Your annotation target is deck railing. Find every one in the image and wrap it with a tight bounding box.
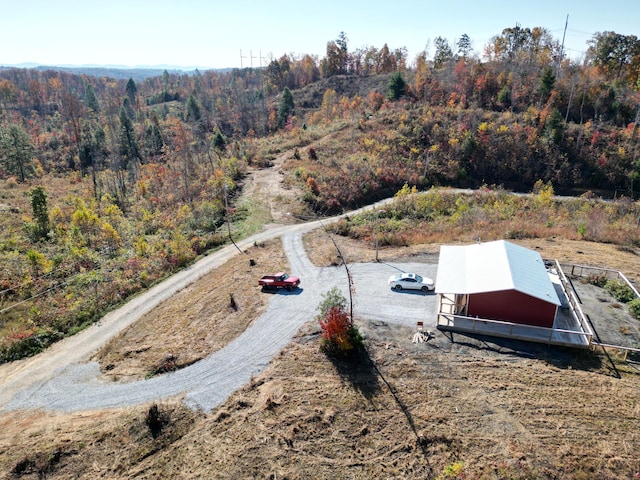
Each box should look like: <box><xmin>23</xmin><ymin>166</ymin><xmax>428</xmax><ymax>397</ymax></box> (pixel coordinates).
<box><xmin>561</xmin><ymin>263</ymin><xmax>640</xmax><ymax>299</ymax></box>
<box><xmin>437</xmin><ymin>313</ymin><xmax>592</xmax><ymax>347</ymax></box>
<box><xmin>553</xmin><ymin>260</ymin><xmax>593</xmax><ymax>341</ymax></box>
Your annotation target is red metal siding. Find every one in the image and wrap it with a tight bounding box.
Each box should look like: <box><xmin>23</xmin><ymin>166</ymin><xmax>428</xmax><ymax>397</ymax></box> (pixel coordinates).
<box><xmin>467</xmin><ymin>290</ymin><xmax>556</xmax><ymax>328</ymax></box>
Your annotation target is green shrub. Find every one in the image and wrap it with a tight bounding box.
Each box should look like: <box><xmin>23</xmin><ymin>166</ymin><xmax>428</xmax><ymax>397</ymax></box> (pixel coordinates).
<box><xmin>629</xmin><ymin>298</ymin><xmax>640</xmax><ymax>319</ymax></box>
<box><xmin>585</xmin><ymin>273</ymin><xmax>608</xmax><ymax>287</ymax></box>
<box><xmin>604</xmin><ymin>279</ymin><xmax>636</xmax><ymax>303</ymax></box>
<box><xmin>0</xmin><ymin>329</ymin><xmax>62</xmax><ymax>363</ymax></box>
<box><xmin>328</xmin><ymin>218</ymin><xmax>352</xmax><ymax>237</ymax></box>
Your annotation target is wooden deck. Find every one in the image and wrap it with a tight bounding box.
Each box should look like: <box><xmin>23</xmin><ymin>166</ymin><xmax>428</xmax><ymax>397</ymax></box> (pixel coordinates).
<box><xmin>437</xmin><ymin>311</ymin><xmax>591</xmax><ymax>348</ymax></box>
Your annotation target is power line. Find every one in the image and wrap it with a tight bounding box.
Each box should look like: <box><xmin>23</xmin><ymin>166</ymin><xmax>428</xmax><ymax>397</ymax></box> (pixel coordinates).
<box><xmin>0</xmin><ymin>262</ymin><xmax>113</xmax><ymax>314</ymax></box>
<box><xmin>0</xmin><ymin>279</ymin><xmax>71</xmax><ymax>314</ymax></box>
<box><xmin>0</xmin><ymin>262</ymin><xmax>80</xmax><ymax>296</ymax></box>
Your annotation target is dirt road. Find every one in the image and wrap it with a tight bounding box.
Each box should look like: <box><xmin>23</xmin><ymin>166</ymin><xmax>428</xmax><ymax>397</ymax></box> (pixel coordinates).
<box><xmin>0</xmin><ymin>200</ymin><xmax>433</xmax><ymax>413</ymax></box>
<box><xmin>0</xmin><ymin>221</ymin><xmax>310</xmax><ymax>411</ymax></box>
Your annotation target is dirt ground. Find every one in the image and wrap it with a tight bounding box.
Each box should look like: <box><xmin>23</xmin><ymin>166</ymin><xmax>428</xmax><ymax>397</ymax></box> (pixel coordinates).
<box><xmin>2</xmin><ymin>229</ymin><xmax>639</xmax><ymax>479</ymax></box>
<box><xmin>1</xmin><ymin>149</ymin><xmax>640</xmax><ymax>478</ymax></box>
<box><xmin>93</xmin><ymin>238</ymin><xmax>290</xmax><ymax>382</ymax></box>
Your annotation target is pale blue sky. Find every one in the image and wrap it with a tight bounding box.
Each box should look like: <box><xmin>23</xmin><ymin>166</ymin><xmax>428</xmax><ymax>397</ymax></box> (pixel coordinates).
<box><xmin>1</xmin><ymin>0</ymin><xmax>638</xmax><ymax>69</ymax></box>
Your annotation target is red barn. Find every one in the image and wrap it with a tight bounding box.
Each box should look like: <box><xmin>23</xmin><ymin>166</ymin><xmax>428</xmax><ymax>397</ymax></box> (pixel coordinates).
<box><xmin>435</xmin><ymin>240</ymin><xmax>561</xmax><ymax>328</ymax></box>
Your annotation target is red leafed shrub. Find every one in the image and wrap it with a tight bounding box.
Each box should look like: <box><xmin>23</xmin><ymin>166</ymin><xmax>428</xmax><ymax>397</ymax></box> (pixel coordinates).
<box><xmin>319</xmin><ymin>306</ymin><xmax>353</xmax><ymax>352</ymax></box>
<box><xmin>316</xmin><ymin>287</ymin><xmax>364</xmax><ymax>358</ymax></box>
<box><xmin>306</xmin><ymin>176</ymin><xmax>319</xmax><ymax>195</ymax></box>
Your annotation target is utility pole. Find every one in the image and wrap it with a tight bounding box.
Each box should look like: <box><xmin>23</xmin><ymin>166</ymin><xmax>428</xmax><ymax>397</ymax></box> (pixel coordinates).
<box><xmin>375</xmin><ymin>208</ymin><xmax>386</xmax><ymax>262</ymax></box>
<box><xmin>240</xmin><ymin>49</ymin><xmax>247</xmax><ymax>68</ymax></box>
<box><xmin>557</xmin><ymin>14</ymin><xmax>569</xmax><ymax>77</ymax></box>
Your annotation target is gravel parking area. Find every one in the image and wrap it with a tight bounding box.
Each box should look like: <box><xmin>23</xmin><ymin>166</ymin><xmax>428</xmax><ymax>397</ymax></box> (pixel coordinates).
<box><xmin>350</xmin><ymin>262</ymin><xmax>439</xmax><ymax>328</ymax></box>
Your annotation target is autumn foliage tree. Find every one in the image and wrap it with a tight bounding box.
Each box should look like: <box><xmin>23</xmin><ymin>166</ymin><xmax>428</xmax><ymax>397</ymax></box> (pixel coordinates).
<box><xmin>588</xmin><ymin>31</ymin><xmax>640</xmax><ymax>85</ymax></box>
<box><xmin>317</xmin><ymin>287</ymin><xmax>364</xmax><ymax>358</ymax></box>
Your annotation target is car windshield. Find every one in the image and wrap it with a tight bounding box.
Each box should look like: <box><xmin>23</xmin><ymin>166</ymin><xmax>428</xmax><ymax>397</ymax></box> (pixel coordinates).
<box><xmin>414</xmin><ymin>274</ymin><xmax>423</xmax><ymax>283</ymax></box>
<box><xmin>281</xmin><ymin>273</ymin><xmax>289</xmax><ymax>280</ymax></box>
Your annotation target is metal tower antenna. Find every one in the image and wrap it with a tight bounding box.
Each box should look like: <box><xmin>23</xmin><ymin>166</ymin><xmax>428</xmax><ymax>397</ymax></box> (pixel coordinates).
<box><xmin>240</xmin><ymin>49</ymin><xmax>248</xmax><ymax>68</ymax></box>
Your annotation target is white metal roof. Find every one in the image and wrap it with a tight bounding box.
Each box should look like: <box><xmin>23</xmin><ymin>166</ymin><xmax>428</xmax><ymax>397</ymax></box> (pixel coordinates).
<box><xmin>435</xmin><ymin>240</ymin><xmax>561</xmax><ymax>306</ymax></box>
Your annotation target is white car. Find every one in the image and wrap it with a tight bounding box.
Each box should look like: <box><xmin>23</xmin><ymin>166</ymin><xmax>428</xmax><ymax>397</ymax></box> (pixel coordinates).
<box><xmin>388</xmin><ymin>272</ymin><xmax>435</xmax><ymax>292</ymax></box>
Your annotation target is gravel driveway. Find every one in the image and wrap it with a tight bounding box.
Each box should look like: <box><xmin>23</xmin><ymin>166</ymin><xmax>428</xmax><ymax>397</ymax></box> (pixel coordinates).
<box><xmin>0</xmin><ymin>218</ymin><xmax>439</xmax><ymax>413</ymax></box>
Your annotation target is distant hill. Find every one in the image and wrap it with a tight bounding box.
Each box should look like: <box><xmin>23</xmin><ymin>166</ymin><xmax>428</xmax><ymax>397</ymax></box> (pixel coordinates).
<box><xmin>0</xmin><ymin>64</ymin><xmax>232</xmax><ymax>81</ymax></box>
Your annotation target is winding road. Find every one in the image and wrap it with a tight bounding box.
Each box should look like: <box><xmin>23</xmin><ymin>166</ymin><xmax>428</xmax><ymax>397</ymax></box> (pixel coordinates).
<box><xmin>0</xmin><ymin>211</ymin><xmax>439</xmax><ymax>413</ymax></box>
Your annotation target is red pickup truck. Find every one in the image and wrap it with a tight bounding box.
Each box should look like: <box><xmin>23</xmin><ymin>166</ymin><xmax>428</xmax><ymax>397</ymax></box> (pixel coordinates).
<box><xmin>258</xmin><ymin>272</ymin><xmax>300</xmax><ymax>291</ymax></box>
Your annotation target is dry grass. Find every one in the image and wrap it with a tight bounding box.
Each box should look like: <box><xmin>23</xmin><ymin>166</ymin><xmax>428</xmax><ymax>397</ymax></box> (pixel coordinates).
<box><xmin>94</xmin><ymin>239</ymin><xmax>289</xmax><ymax>381</ymax></box>
<box><xmin>1</xmin><ymin>234</ymin><xmax>640</xmax><ymax>479</ymax></box>
<box><xmin>2</xmin><ymin>319</ymin><xmax>639</xmax><ymax>479</ymax></box>
<box><xmin>3</xmin><ymin>166</ymin><xmax>640</xmax><ymax>478</ymax></box>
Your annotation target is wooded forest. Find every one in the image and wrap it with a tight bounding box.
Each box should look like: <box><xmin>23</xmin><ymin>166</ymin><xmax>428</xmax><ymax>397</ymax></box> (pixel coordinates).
<box><xmin>1</xmin><ymin>27</ymin><xmax>639</xmax><ymax>362</ymax></box>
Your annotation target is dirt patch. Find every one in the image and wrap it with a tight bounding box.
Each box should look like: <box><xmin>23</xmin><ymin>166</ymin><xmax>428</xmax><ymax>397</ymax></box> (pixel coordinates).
<box><xmin>94</xmin><ymin>239</ymin><xmax>289</xmax><ymax>381</ymax></box>
<box><xmin>2</xmin><ymin>318</ymin><xmax>639</xmax><ymax>479</ymax></box>
<box><xmin>569</xmin><ymin>279</ymin><xmax>640</xmax><ymax>351</ymax></box>
<box><xmin>242</xmin><ymin>147</ymin><xmax>308</xmax><ymax>223</ymax></box>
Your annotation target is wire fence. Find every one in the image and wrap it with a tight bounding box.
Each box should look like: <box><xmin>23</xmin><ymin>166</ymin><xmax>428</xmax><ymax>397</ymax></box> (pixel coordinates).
<box><xmin>560</xmin><ymin>263</ymin><xmax>640</xmax><ymax>298</ymax></box>
<box><xmin>559</xmin><ymin>263</ymin><xmax>640</xmax><ymax>357</ymax></box>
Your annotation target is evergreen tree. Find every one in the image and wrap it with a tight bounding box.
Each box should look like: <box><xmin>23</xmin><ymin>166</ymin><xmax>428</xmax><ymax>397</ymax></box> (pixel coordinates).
<box><xmin>433</xmin><ymin>36</ymin><xmax>454</xmax><ymax>68</ymax></box>
<box><xmin>118</xmin><ymin>105</ymin><xmax>141</xmax><ymax>168</ymax></box>
<box><xmin>29</xmin><ymin>186</ymin><xmax>50</xmax><ymax>240</ymax></box>
<box><xmin>544</xmin><ymin>108</ymin><xmax>564</xmax><ymax>144</ymax></box>
<box><xmin>498</xmin><ymin>85</ymin><xmax>511</xmax><ymax>107</ymax></box>
<box><xmin>122</xmin><ymin>96</ymin><xmax>135</xmax><ymax>120</ymax></box>
<box><xmin>125</xmin><ymin>78</ymin><xmax>137</xmax><ymax>106</ymax></box>
<box><xmin>277</xmin><ymin>87</ymin><xmax>294</xmax><ymax>128</ymax></box>
<box><xmin>538</xmin><ymin>66</ymin><xmax>556</xmax><ymax>103</ymax></box>
<box><xmin>143</xmin><ymin>119</ymin><xmax>164</xmax><ymax>158</ymax></box>
<box><xmin>185</xmin><ymin>93</ymin><xmax>202</xmax><ymax>122</ymax></box>
<box><xmin>213</xmin><ymin>130</ymin><xmax>226</xmax><ymax>151</ymax></box>
<box><xmin>335</xmin><ymin>31</ymin><xmax>349</xmax><ymax>73</ymax></box>
<box><xmin>457</xmin><ymin>34</ymin><xmax>473</xmax><ymax>59</ymax></box>
<box><xmin>79</xmin><ymin>122</ymin><xmax>107</xmax><ymax>198</ymax></box>
<box><xmin>321</xmin><ymin>32</ymin><xmax>349</xmax><ymax>76</ymax></box>
<box><xmin>0</xmin><ymin>123</ymin><xmax>35</xmax><ymax>182</ymax></box>
<box><xmin>84</xmin><ymin>83</ymin><xmax>100</xmax><ymax>112</ymax></box>
<box><xmin>386</xmin><ymin>72</ymin><xmax>406</xmax><ymax>100</ymax></box>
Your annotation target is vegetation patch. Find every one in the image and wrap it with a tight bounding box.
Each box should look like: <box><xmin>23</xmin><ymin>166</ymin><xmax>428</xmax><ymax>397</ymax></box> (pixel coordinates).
<box><xmin>604</xmin><ymin>278</ymin><xmax>637</xmax><ymax>303</ymax></box>
<box><xmin>316</xmin><ymin>287</ymin><xmax>364</xmax><ymax>359</ymax></box>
